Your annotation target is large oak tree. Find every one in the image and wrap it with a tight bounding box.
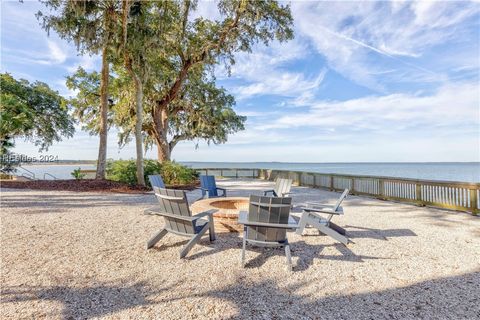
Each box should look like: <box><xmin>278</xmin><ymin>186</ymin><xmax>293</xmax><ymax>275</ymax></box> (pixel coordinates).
<box><xmin>150</xmin><ymin>0</ymin><xmax>293</xmax><ymax>161</ymax></box>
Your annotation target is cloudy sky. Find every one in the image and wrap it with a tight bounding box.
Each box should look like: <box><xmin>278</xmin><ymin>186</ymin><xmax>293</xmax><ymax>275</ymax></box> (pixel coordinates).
<box><xmin>2</xmin><ymin>1</ymin><xmax>479</xmax><ymax>162</ymax></box>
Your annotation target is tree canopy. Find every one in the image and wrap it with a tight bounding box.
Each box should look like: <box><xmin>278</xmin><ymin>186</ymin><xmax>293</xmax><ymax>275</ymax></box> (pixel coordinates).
<box><xmin>0</xmin><ymin>73</ymin><xmax>75</xmax><ymax>151</ymax></box>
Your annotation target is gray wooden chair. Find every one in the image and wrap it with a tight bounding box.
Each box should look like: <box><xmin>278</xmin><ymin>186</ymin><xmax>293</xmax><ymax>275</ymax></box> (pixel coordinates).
<box><xmin>263</xmin><ymin>178</ymin><xmax>293</xmax><ymax>197</ymax></box>
<box><xmin>148</xmin><ymin>174</ymin><xmax>165</xmax><ymax>188</ymax></box>
<box><xmin>144</xmin><ymin>187</ymin><xmax>216</xmax><ymax>258</ymax></box>
<box><xmin>296</xmin><ymin>189</ymin><xmax>350</xmax><ymax>245</ymax></box>
<box><xmin>238</xmin><ymin>195</ymin><xmax>298</xmax><ymax>271</ymax></box>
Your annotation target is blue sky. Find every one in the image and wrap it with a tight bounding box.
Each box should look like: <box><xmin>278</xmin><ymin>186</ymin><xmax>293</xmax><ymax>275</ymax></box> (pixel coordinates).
<box><xmin>2</xmin><ymin>1</ymin><xmax>479</xmax><ymax>162</ymax></box>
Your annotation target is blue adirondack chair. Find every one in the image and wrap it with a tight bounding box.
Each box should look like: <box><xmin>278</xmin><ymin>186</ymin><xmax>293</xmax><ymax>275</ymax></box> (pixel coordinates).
<box><xmin>148</xmin><ymin>175</ymin><xmax>165</xmax><ymax>189</ymax></box>
<box><xmin>199</xmin><ymin>175</ymin><xmax>227</xmax><ymax>199</ymax></box>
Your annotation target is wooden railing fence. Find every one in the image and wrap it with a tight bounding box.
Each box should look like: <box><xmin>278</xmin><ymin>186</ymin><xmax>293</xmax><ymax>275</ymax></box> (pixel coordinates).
<box><xmin>195</xmin><ymin>168</ymin><xmax>479</xmax><ymax>215</ymax></box>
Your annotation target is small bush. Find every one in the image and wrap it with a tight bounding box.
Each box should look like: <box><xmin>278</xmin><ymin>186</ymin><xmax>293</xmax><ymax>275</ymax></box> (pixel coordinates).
<box><xmin>106</xmin><ymin>159</ymin><xmax>197</xmax><ymax>187</ymax></box>
<box><xmin>71</xmin><ymin>168</ymin><xmax>86</xmax><ymax>180</ymax></box>
<box><xmin>160</xmin><ymin>161</ymin><xmax>198</xmax><ymax>186</ymax></box>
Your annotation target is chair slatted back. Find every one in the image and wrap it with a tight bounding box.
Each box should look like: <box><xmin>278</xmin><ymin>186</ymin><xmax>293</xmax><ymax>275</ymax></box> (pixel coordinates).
<box><xmin>274</xmin><ymin>178</ymin><xmax>293</xmax><ymax>197</ymax></box>
<box><xmin>333</xmin><ymin>189</ymin><xmax>349</xmax><ymax>212</ymax></box>
<box><xmin>148</xmin><ymin>175</ymin><xmax>165</xmax><ymax>188</ymax></box>
<box><xmin>153</xmin><ymin>187</ymin><xmax>194</xmax><ymax>235</ymax></box>
<box><xmin>247</xmin><ymin>195</ymin><xmax>292</xmax><ymax>242</ymax></box>
<box><xmin>200</xmin><ymin>175</ymin><xmax>218</xmax><ymax>197</ymax></box>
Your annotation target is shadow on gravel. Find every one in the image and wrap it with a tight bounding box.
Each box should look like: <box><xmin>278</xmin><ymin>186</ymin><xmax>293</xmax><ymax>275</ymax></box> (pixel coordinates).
<box><xmin>1</xmin><ymin>281</ymin><xmax>175</xmax><ymax>319</ymax></box>
<box><xmin>344</xmin><ymin>225</ymin><xmax>417</xmax><ymax>240</ymax></box>
<box><xmin>182</xmin><ymin>233</ymin><xmax>383</xmax><ymax>272</ymax></box>
<box><xmin>184</xmin><ymin>271</ymin><xmax>480</xmax><ymax>319</ymax></box>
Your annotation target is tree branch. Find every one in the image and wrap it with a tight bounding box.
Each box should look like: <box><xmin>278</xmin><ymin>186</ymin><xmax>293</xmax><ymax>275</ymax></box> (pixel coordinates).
<box><xmin>169</xmin><ymin>134</ymin><xmax>186</xmax><ymax>150</ymax></box>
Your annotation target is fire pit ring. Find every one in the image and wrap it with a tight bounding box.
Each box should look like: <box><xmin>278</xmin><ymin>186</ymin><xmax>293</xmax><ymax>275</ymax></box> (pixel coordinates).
<box><xmin>191</xmin><ymin>197</ymin><xmax>249</xmax><ymax>233</ymax></box>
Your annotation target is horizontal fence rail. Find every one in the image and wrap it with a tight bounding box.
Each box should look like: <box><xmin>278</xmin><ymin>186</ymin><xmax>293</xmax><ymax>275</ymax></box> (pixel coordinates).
<box><xmin>195</xmin><ymin>168</ymin><xmax>480</xmax><ymax>215</ymax></box>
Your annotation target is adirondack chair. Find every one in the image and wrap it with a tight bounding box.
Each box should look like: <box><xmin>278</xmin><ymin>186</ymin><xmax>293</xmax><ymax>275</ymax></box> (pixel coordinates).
<box><xmin>238</xmin><ymin>195</ymin><xmax>298</xmax><ymax>271</ymax></box>
<box><xmin>296</xmin><ymin>189</ymin><xmax>350</xmax><ymax>245</ymax></box>
<box><xmin>199</xmin><ymin>175</ymin><xmax>227</xmax><ymax>199</ymax></box>
<box><xmin>144</xmin><ymin>187</ymin><xmax>216</xmax><ymax>258</ymax></box>
<box><xmin>148</xmin><ymin>174</ymin><xmax>165</xmax><ymax>188</ymax></box>
<box><xmin>263</xmin><ymin>178</ymin><xmax>293</xmax><ymax>197</ymax></box>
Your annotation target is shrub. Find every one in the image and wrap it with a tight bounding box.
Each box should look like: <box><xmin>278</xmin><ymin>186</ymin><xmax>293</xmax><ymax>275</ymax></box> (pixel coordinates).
<box><xmin>160</xmin><ymin>161</ymin><xmax>198</xmax><ymax>186</ymax></box>
<box><xmin>106</xmin><ymin>159</ymin><xmax>197</xmax><ymax>187</ymax></box>
<box><xmin>71</xmin><ymin>167</ymin><xmax>86</xmax><ymax>180</ymax></box>
<box><xmin>106</xmin><ymin>159</ymin><xmax>161</xmax><ymax>186</ymax></box>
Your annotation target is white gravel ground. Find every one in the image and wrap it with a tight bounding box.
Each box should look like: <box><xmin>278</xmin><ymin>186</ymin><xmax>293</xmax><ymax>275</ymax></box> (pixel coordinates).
<box><xmin>1</xmin><ymin>179</ymin><xmax>479</xmax><ymax>319</ymax></box>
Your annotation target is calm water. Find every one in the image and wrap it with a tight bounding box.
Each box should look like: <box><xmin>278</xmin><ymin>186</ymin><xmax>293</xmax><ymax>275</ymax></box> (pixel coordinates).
<box><xmin>184</xmin><ymin>162</ymin><xmax>480</xmax><ymax>183</ymax></box>
<box><xmin>18</xmin><ymin>162</ymin><xmax>480</xmax><ymax>182</ymax></box>
<box><xmin>16</xmin><ymin>164</ymin><xmax>97</xmax><ymax>180</ymax></box>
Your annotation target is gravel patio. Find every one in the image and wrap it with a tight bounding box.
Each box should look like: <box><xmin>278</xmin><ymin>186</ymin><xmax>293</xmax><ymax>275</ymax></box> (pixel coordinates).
<box><xmin>1</xmin><ymin>179</ymin><xmax>479</xmax><ymax>319</ymax></box>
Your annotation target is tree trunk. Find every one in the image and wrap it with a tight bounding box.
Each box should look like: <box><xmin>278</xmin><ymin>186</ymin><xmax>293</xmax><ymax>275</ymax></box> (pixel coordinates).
<box><xmin>133</xmin><ymin>75</ymin><xmax>145</xmax><ymax>186</ymax></box>
<box><xmin>96</xmin><ymin>46</ymin><xmax>109</xmax><ymax>180</ymax></box>
<box><xmin>156</xmin><ymin>139</ymin><xmax>170</xmax><ymax>162</ymax></box>
<box><xmin>153</xmin><ymin>104</ymin><xmax>171</xmax><ymax>162</ymax></box>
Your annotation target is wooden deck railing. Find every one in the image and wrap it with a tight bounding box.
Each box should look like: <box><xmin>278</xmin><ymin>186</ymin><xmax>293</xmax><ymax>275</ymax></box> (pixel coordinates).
<box><xmin>195</xmin><ymin>168</ymin><xmax>480</xmax><ymax>215</ymax></box>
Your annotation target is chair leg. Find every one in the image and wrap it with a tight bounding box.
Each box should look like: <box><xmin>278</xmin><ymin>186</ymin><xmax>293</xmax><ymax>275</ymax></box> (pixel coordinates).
<box><xmin>241</xmin><ymin>227</ymin><xmax>247</xmax><ymax>267</ymax></box>
<box><xmin>146</xmin><ymin>229</ymin><xmax>168</xmax><ymax>249</ymax></box>
<box><xmin>316</xmin><ymin>223</ymin><xmax>349</xmax><ymax>246</ymax></box>
<box><xmin>329</xmin><ymin>222</ymin><xmax>346</xmax><ymax>235</ymax></box>
<box><xmin>285</xmin><ymin>242</ymin><xmax>292</xmax><ymax>271</ymax></box>
<box><xmin>208</xmin><ymin>216</ymin><xmax>216</xmax><ymax>241</ymax></box>
<box><xmin>296</xmin><ymin>212</ymin><xmax>308</xmax><ymax>235</ymax></box>
<box><xmin>179</xmin><ymin>225</ymin><xmax>209</xmax><ymax>258</ymax></box>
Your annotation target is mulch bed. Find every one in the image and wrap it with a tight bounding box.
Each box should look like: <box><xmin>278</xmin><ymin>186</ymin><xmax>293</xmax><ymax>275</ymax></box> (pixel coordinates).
<box><xmin>0</xmin><ymin>179</ymin><xmax>199</xmax><ymax>194</ymax></box>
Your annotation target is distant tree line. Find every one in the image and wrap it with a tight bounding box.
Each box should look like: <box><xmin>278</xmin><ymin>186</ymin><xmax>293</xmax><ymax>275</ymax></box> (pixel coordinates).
<box><xmin>1</xmin><ymin>0</ymin><xmax>294</xmax><ymax>186</ymax></box>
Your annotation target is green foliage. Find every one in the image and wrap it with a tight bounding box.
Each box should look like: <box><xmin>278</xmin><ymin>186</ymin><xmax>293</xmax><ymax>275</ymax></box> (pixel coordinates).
<box><xmin>160</xmin><ymin>161</ymin><xmax>199</xmax><ymax>186</ymax></box>
<box><xmin>0</xmin><ymin>137</ymin><xmax>17</xmax><ymax>174</ymax></box>
<box><xmin>106</xmin><ymin>159</ymin><xmax>162</xmax><ymax>186</ymax></box>
<box><xmin>71</xmin><ymin>168</ymin><xmax>86</xmax><ymax>180</ymax></box>
<box><xmin>106</xmin><ymin>159</ymin><xmax>197</xmax><ymax>187</ymax></box>
<box><xmin>0</xmin><ymin>73</ymin><xmax>75</xmax><ymax>151</ymax></box>
<box><xmin>114</xmin><ymin>0</ymin><xmax>293</xmax><ymax>159</ymax></box>
<box><xmin>36</xmin><ymin>0</ymin><xmax>121</xmax><ymax>55</ymax></box>
<box><xmin>66</xmin><ymin>67</ymin><xmax>116</xmax><ymax>135</ymax></box>
<box><xmin>106</xmin><ymin>159</ymin><xmax>141</xmax><ymax>186</ymax></box>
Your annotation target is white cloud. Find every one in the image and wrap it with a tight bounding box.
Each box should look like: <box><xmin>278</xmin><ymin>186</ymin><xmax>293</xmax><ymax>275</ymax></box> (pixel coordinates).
<box><xmin>66</xmin><ymin>54</ymin><xmax>100</xmax><ymax>73</ymax></box>
<box><xmin>223</xmin><ymin>38</ymin><xmax>326</xmax><ymax>101</ymax></box>
<box><xmin>47</xmin><ymin>40</ymin><xmax>67</xmax><ymax>64</ymax></box>
<box><xmin>258</xmin><ymin>82</ymin><xmax>479</xmax><ymax>135</ymax></box>
<box><xmin>292</xmin><ymin>1</ymin><xmax>480</xmax><ymax>90</ymax></box>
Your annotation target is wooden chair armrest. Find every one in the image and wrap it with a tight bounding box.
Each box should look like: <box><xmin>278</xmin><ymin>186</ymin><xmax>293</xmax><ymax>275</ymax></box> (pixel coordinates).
<box><xmin>263</xmin><ymin>189</ymin><xmax>277</xmax><ymax>196</ymax></box>
<box><xmin>192</xmin><ymin>209</ymin><xmax>218</xmax><ymax>219</ymax></box>
<box><xmin>237</xmin><ymin>211</ymin><xmax>298</xmax><ymax>229</ymax></box>
<box><xmin>144</xmin><ymin>208</ymin><xmax>199</xmax><ymax>221</ymax></box>
<box><xmin>216</xmin><ymin>187</ymin><xmax>227</xmax><ymax>197</ymax></box>
<box><xmin>301</xmin><ymin>206</ymin><xmax>343</xmax><ymax>215</ymax></box>
<box><xmin>304</xmin><ymin>201</ymin><xmax>335</xmax><ymax>208</ymax></box>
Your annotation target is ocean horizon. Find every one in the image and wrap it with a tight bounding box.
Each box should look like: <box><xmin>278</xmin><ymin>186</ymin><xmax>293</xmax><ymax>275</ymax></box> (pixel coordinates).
<box><xmin>18</xmin><ymin>161</ymin><xmax>480</xmax><ymax>183</ymax></box>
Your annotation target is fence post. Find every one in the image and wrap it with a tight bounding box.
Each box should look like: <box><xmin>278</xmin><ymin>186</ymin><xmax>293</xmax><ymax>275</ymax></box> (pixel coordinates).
<box><xmin>351</xmin><ymin>178</ymin><xmax>355</xmax><ymax>194</ymax></box>
<box><xmin>415</xmin><ymin>183</ymin><xmax>424</xmax><ymax>206</ymax></box>
<box><xmin>330</xmin><ymin>176</ymin><xmax>334</xmax><ymax>191</ymax></box>
<box><xmin>470</xmin><ymin>189</ymin><xmax>478</xmax><ymax>215</ymax></box>
<box><xmin>379</xmin><ymin>180</ymin><xmax>384</xmax><ymax>199</ymax></box>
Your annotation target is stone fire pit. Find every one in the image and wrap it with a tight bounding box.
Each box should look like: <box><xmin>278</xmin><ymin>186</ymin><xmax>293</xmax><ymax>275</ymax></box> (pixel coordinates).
<box><xmin>191</xmin><ymin>197</ymin><xmax>249</xmax><ymax>233</ymax></box>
